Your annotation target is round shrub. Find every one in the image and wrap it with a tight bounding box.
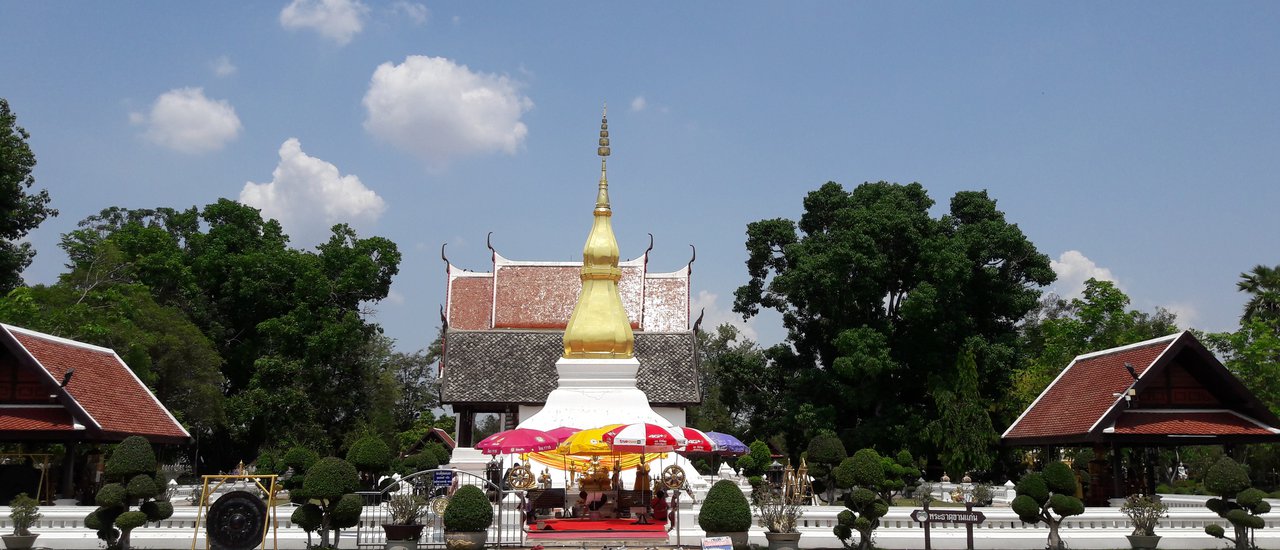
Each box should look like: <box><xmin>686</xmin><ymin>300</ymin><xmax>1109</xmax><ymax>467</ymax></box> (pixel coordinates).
<box><xmin>96</xmin><ymin>528</ymin><xmax>119</xmax><ymax>543</ymax></box>
<box><xmin>1049</xmin><ymin>493</ymin><xmax>1083</xmax><ymax>517</ymax></box>
<box><xmin>141</xmin><ymin>500</ymin><xmax>174</xmax><ymax>521</ymax></box>
<box><xmin>127</xmin><ymin>474</ymin><xmax>159</xmax><ymax>500</ymax></box>
<box><xmin>1205</xmin><ymin>457</ymin><xmax>1251</xmax><ymax>497</ymax></box>
<box><xmin>698</xmin><ymin>480</ymin><xmax>752</xmax><ymax>532</ymax></box>
<box><xmin>401</xmin><ymin>451</ymin><xmax>439</xmax><ymax>474</ymax></box>
<box><xmin>283</xmin><ymin>446</ymin><xmax>320</xmax><ymax>473</ymax></box>
<box><xmin>1016</xmin><ymin>472</ymin><xmax>1049</xmax><ymax>504</ymax></box>
<box><xmin>807</xmin><ymin>431</ymin><xmax>847</xmax><ymax>466</ymax></box>
<box><xmin>847</xmin><ymin>449</ymin><xmax>885</xmax><ymax>488</ymax></box>
<box><xmin>292</xmin><ymin>503</ymin><xmax>322</xmax><ymax>532</ymax></box>
<box><xmin>443</xmin><ymin>485</ymin><xmax>493</xmax><ymax>532</ymax></box>
<box><xmin>85</xmin><ymin>510</ymin><xmax>104</xmax><ymax>530</ymax></box>
<box><xmin>1011</xmin><ymin>495</ymin><xmax>1041</xmax><ymax>523</ymax></box>
<box><xmin>424</xmin><ymin>442</ymin><xmax>452</xmax><ymax>466</ymax></box>
<box><xmin>1042</xmin><ymin>462</ymin><xmax>1077</xmax><ymax>495</ymax></box>
<box><xmin>303</xmin><ymin>457</ymin><xmax>358</xmax><ymax>500</ymax></box>
<box><xmin>115</xmin><ymin>510</ymin><xmax>149</xmax><ymax>530</ymax></box>
<box><xmin>346</xmin><ymin>435</ymin><xmax>392</xmax><ymax>474</ymax></box>
<box><xmin>331</xmin><ymin>494</ymin><xmax>364</xmax><ymax>529</ymax></box>
<box><xmin>105</xmin><ymin>436</ymin><xmax>157</xmax><ymax>480</ymax></box>
<box><xmin>1237</xmin><ymin>487</ymin><xmax>1266</xmax><ymax>507</ymax></box>
<box><xmin>96</xmin><ymin>483</ymin><xmax>127</xmax><ymax>507</ymax></box>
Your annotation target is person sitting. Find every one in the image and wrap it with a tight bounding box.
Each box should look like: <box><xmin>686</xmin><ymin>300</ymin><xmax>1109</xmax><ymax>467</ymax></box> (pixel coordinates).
<box><xmin>650</xmin><ymin>490</ymin><xmax>670</xmax><ymax>523</ymax></box>
<box><xmin>585</xmin><ymin>491</ymin><xmax>608</xmax><ymax>518</ymax></box>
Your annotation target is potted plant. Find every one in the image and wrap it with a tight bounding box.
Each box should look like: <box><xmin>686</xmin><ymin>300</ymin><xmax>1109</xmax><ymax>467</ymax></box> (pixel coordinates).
<box><xmin>1121</xmin><ymin>494</ymin><xmax>1168</xmax><ymax>550</ymax></box>
<box><xmin>755</xmin><ymin>483</ymin><xmax>803</xmax><ymax>550</ymax></box>
<box><xmin>442</xmin><ymin>485</ymin><xmax>492</xmax><ymax>550</ymax></box>
<box><xmin>3</xmin><ymin>493</ymin><xmax>41</xmax><ymax>550</ymax></box>
<box><xmin>698</xmin><ymin>480</ymin><xmax>752</xmax><ymax>550</ymax></box>
<box><xmin>383</xmin><ymin>493</ymin><xmax>427</xmax><ymax>547</ymax></box>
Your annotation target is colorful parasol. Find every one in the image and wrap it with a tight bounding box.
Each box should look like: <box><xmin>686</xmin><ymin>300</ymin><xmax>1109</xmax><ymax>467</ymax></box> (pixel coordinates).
<box><xmin>556</xmin><ymin>424</ymin><xmax>624</xmax><ymax>455</ymax></box>
<box><xmin>676</xmin><ymin>426</ymin><xmax>715</xmax><ymax>453</ymax></box>
<box><xmin>705</xmin><ymin>431</ymin><xmax>749</xmax><ymax>455</ymax></box>
<box><xmin>603</xmin><ymin>423</ymin><xmax>686</xmax><ymax>453</ymax></box>
<box><xmin>546</xmin><ymin>426</ymin><xmax>582</xmax><ymax>443</ymax></box>
<box><xmin>474</xmin><ymin>428</ymin><xmax>559</xmax><ymax>455</ymax></box>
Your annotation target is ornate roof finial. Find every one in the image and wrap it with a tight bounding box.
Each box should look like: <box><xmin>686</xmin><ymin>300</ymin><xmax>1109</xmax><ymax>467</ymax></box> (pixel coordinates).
<box><xmin>563</xmin><ymin>105</ymin><xmax>635</xmax><ymax>359</ymax></box>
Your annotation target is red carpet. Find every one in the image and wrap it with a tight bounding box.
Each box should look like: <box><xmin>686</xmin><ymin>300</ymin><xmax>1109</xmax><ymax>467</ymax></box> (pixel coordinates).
<box><xmin>526</xmin><ymin>518</ymin><xmax>669</xmax><ymax>540</ymax></box>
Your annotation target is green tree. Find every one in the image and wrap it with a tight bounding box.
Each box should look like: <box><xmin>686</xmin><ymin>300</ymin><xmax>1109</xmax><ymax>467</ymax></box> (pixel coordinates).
<box><xmin>1203</xmin><ymin>456</ymin><xmax>1269</xmax><ymax>550</ymax></box>
<box><xmin>832</xmin><ymin>449</ymin><xmax>891</xmax><ymax>550</ymax></box>
<box><xmin>1010</xmin><ymin>461</ymin><xmax>1083</xmax><ymax>550</ymax></box>
<box><xmin>806</xmin><ymin>430</ymin><xmax>846</xmax><ymax>504</ymax></box>
<box><xmin>1238</xmin><ymin>264</ymin><xmax>1280</xmax><ymax>324</ymax></box>
<box><xmin>84</xmin><ymin>436</ymin><xmax>174</xmax><ymax>550</ymax></box>
<box><xmin>688</xmin><ymin>323</ymin><xmax>778</xmax><ymax>438</ymax></box>
<box><xmin>733</xmin><ymin>181</ymin><xmax>1054</xmax><ymax>455</ymax></box>
<box><xmin>0</xmin><ymin>98</ymin><xmax>57</xmax><ymax>294</ymax></box>
<box><xmin>925</xmin><ymin>342</ymin><xmax>996</xmax><ymax>476</ymax></box>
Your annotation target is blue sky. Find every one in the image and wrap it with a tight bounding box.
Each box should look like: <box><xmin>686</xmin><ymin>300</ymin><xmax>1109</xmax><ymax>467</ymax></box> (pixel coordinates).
<box><xmin>3</xmin><ymin>2</ymin><xmax>1278</xmax><ymax>351</ymax></box>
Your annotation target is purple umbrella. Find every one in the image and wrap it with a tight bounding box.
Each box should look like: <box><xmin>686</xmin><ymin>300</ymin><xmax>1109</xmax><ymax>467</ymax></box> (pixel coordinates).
<box><xmin>705</xmin><ymin>431</ymin><xmax>749</xmax><ymax>456</ymax></box>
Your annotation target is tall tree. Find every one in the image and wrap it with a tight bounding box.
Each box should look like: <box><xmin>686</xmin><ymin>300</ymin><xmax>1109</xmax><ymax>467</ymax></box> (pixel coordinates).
<box><xmin>0</xmin><ymin>98</ymin><xmax>57</xmax><ymax>293</ymax></box>
<box><xmin>733</xmin><ymin>181</ymin><xmax>1054</xmax><ymax>456</ymax></box>
<box><xmin>1238</xmin><ymin>264</ymin><xmax>1280</xmax><ymax>324</ymax></box>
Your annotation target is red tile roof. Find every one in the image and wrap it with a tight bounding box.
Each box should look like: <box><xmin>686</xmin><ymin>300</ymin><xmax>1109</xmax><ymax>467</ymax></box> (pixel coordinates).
<box><xmin>1003</xmin><ymin>331</ymin><xmax>1280</xmax><ymax>445</ymax></box>
<box><xmin>1</xmin><ymin>325</ymin><xmax>190</xmax><ymax>443</ymax></box>
<box><xmin>0</xmin><ymin>407</ymin><xmax>77</xmax><ymax>432</ymax></box>
<box><xmin>446</xmin><ymin>249</ymin><xmax>690</xmax><ymax>332</ymax></box>
<box><xmin>1003</xmin><ymin>335</ymin><xmax>1177</xmax><ymax>442</ymax></box>
<box><xmin>1111</xmin><ymin>410</ymin><xmax>1277</xmax><ymax>436</ymax></box>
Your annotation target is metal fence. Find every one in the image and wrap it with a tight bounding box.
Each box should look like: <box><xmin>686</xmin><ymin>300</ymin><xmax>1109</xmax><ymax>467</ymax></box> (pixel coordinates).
<box><xmin>355</xmin><ymin>469</ymin><xmax>527</xmax><ymax>549</ymax></box>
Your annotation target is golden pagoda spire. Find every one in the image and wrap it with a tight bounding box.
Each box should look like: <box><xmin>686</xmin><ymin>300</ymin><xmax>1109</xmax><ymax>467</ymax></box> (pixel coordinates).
<box><xmin>562</xmin><ymin>105</ymin><xmax>635</xmax><ymax>359</ymax></box>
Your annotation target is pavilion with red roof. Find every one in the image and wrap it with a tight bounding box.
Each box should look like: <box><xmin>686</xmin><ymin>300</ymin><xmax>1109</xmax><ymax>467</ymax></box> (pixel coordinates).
<box><xmin>1002</xmin><ymin>330</ymin><xmax>1280</xmax><ymax>501</ymax></box>
<box><xmin>0</xmin><ymin>323</ymin><xmax>190</xmax><ymax>501</ymax></box>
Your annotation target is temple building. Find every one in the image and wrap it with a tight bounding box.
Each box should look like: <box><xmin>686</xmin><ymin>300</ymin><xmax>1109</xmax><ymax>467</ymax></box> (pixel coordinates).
<box><xmin>439</xmin><ymin>110</ymin><xmax>701</xmax><ymax>448</ymax></box>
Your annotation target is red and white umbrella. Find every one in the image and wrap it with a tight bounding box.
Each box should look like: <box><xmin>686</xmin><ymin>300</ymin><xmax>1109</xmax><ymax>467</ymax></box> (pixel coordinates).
<box><xmin>546</xmin><ymin>426</ymin><xmax>582</xmax><ymax>443</ymax></box>
<box><xmin>474</xmin><ymin>428</ymin><xmax>559</xmax><ymax>455</ymax></box>
<box><xmin>603</xmin><ymin>423</ymin><xmax>686</xmax><ymax>453</ymax></box>
<box><xmin>676</xmin><ymin>426</ymin><xmax>715</xmax><ymax>454</ymax></box>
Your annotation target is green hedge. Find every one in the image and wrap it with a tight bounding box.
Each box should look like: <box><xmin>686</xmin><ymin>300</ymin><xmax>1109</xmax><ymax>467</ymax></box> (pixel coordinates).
<box><xmin>698</xmin><ymin>480</ymin><xmax>752</xmax><ymax>532</ymax></box>
<box><xmin>443</xmin><ymin>485</ymin><xmax>492</xmax><ymax>532</ymax></box>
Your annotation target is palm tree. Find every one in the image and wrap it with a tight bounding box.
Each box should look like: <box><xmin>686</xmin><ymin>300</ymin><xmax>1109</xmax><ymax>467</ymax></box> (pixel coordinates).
<box><xmin>1238</xmin><ymin>264</ymin><xmax>1280</xmax><ymax>323</ymax></box>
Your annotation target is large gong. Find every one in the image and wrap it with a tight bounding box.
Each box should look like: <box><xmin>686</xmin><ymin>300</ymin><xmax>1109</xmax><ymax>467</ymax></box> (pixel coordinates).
<box><xmin>207</xmin><ymin>490</ymin><xmax>269</xmax><ymax>550</ymax></box>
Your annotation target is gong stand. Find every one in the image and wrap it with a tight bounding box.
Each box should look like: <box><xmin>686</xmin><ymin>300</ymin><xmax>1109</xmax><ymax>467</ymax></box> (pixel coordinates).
<box><xmin>191</xmin><ymin>474</ymin><xmax>280</xmax><ymax>550</ymax></box>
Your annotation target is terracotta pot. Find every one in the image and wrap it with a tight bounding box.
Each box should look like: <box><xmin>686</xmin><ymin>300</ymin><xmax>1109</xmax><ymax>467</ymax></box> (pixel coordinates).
<box><xmin>765</xmin><ymin>531</ymin><xmax>801</xmax><ymax>550</ymax></box>
<box><xmin>1</xmin><ymin>534</ymin><xmax>39</xmax><ymax>550</ymax></box>
<box><xmin>704</xmin><ymin>531</ymin><xmax>749</xmax><ymax>550</ymax></box>
<box><xmin>1126</xmin><ymin>534</ymin><xmax>1161</xmax><ymax>550</ymax></box>
<box><xmin>444</xmin><ymin>530</ymin><xmax>488</xmax><ymax>550</ymax></box>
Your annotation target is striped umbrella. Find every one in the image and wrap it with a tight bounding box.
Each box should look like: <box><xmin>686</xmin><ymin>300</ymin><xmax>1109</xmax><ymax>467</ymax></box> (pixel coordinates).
<box><xmin>603</xmin><ymin>423</ymin><xmax>686</xmax><ymax>453</ymax></box>
<box><xmin>676</xmin><ymin>427</ymin><xmax>715</xmax><ymax>454</ymax></box>
<box><xmin>546</xmin><ymin>426</ymin><xmax>582</xmax><ymax>443</ymax></box>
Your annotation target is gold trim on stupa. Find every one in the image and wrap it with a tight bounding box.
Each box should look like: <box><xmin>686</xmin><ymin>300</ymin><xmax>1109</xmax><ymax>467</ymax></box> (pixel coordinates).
<box><xmin>562</xmin><ymin>105</ymin><xmax>635</xmax><ymax>359</ymax></box>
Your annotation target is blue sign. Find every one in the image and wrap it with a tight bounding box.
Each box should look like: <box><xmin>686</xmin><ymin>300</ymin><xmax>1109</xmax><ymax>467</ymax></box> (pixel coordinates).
<box><xmin>432</xmin><ymin>470</ymin><xmax>454</xmax><ymax>487</ymax></box>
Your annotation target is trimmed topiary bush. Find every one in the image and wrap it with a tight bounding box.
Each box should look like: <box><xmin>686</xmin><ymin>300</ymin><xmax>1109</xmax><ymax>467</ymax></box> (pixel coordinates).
<box><xmin>346</xmin><ymin>435</ymin><xmax>392</xmax><ymax>489</ymax></box>
<box><xmin>698</xmin><ymin>478</ymin><xmax>752</xmax><ymax>550</ymax></box>
<box><xmin>1010</xmin><ymin>461</ymin><xmax>1083</xmax><ymax>550</ymax></box>
<box><xmin>832</xmin><ymin>448</ymin><xmax>890</xmax><ymax>550</ymax></box>
<box><xmin>443</xmin><ymin>485</ymin><xmax>493</xmax><ymax>532</ymax></box>
<box><xmin>301</xmin><ymin>456</ymin><xmax>361</xmax><ymax>548</ymax></box>
<box><xmin>8</xmin><ymin>492</ymin><xmax>41</xmax><ymax>536</ymax></box>
<box><xmin>84</xmin><ymin>436</ymin><xmax>173</xmax><ymax>550</ymax></box>
<box><xmin>1204</xmin><ymin>456</ymin><xmax>1269</xmax><ymax>550</ymax></box>
<box><xmin>807</xmin><ymin>430</ymin><xmax>847</xmax><ymax>504</ymax></box>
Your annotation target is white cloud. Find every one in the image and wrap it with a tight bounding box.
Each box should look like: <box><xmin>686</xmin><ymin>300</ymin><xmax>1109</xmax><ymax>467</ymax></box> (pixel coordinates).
<box><xmin>1162</xmin><ymin>302</ymin><xmax>1198</xmax><ymax>328</ymax></box>
<box><xmin>132</xmin><ymin>87</ymin><xmax>241</xmax><ymax>153</ymax></box>
<box><xmin>391</xmin><ymin>1</ymin><xmax>428</xmax><ymax>24</ymax></box>
<box><xmin>280</xmin><ymin>0</ymin><xmax>368</xmax><ymax>45</ymax></box>
<box><xmin>211</xmin><ymin>55</ymin><xmax>237</xmax><ymax>77</ymax></box>
<box><xmin>363</xmin><ymin>55</ymin><xmax>533</xmax><ymax>166</ymax></box>
<box><xmin>240</xmin><ymin>138</ymin><xmax>386</xmax><ymax>245</ymax></box>
<box><xmin>1050</xmin><ymin>250</ymin><xmax>1119</xmax><ymax>299</ymax></box>
<box><xmin>630</xmin><ymin>96</ymin><xmax>647</xmax><ymax>112</ymax></box>
<box><xmin>691</xmin><ymin>290</ymin><xmax>759</xmax><ymax>344</ymax></box>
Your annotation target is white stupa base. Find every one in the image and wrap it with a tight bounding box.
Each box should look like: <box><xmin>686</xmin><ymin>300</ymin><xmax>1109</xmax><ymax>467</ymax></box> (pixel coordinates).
<box><xmin>513</xmin><ymin>356</ymin><xmax>707</xmax><ymax>490</ymax></box>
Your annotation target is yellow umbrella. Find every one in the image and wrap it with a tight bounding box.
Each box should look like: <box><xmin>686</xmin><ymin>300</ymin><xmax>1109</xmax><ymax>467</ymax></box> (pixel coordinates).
<box><xmin>556</xmin><ymin>424</ymin><xmax>623</xmax><ymax>455</ymax></box>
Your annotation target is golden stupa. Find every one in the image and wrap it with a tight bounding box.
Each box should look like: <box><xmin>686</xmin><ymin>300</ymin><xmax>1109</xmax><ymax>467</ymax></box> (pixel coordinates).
<box><xmin>561</xmin><ymin>106</ymin><xmax>635</xmax><ymax>359</ymax></box>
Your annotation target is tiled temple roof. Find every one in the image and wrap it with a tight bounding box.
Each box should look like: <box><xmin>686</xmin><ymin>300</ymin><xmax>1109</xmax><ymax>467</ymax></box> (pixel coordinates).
<box><xmin>440</xmin><ymin>330</ymin><xmax>700</xmax><ymax>406</ymax></box>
